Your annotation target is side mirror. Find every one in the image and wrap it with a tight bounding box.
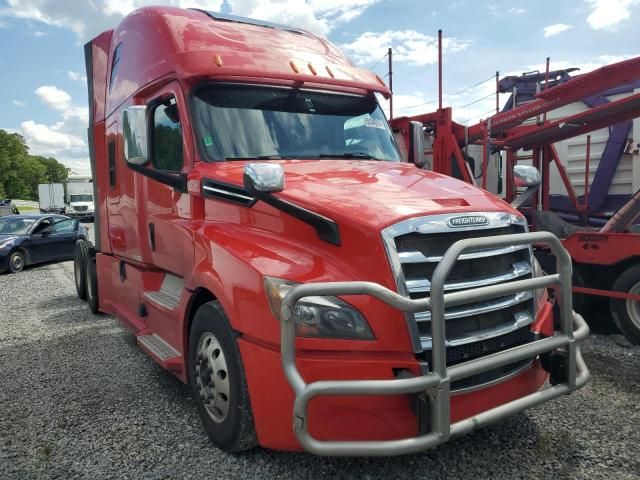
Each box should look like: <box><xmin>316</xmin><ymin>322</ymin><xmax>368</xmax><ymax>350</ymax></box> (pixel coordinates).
<box><xmin>408</xmin><ymin>121</ymin><xmax>427</xmax><ymax>168</ymax></box>
<box><xmin>243</xmin><ymin>163</ymin><xmax>285</xmax><ymax>194</ymax></box>
<box><xmin>73</xmin><ymin>219</ymin><xmax>80</xmax><ymax>232</ymax></box>
<box><xmin>513</xmin><ymin>165</ymin><xmax>541</xmax><ymax>188</ymax></box>
<box><xmin>122</xmin><ymin>106</ymin><xmax>149</xmax><ymax>166</ymax></box>
<box><xmin>40</xmin><ymin>227</ymin><xmax>53</xmax><ymax>237</ymax></box>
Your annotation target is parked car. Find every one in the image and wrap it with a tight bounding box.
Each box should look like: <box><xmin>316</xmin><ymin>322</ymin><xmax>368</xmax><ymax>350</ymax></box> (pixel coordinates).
<box><xmin>0</xmin><ymin>199</ymin><xmax>19</xmax><ymax>217</ymax></box>
<box><xmin>0</xmin><ymin>214</ymin><xmax>88</xmax><ymax>273</ymax></box>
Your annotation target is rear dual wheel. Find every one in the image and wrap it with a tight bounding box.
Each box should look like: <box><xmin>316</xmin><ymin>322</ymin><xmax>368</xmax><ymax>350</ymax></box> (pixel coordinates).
<box><xmin>74</xmin><ymin>240</ymin><xmax>98</xmax><ymax>313</ymax></box>
<box><xmin>610</xmin><ymin>264</ymin><xmax>640</xmax><ymax>345</ymax></box>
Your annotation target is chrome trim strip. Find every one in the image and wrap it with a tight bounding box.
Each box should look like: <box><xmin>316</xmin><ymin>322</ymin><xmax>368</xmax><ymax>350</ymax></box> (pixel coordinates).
<box><xmin>420</xmin><ymin>309</ymin><xmax>534</xmax><ymax>349</ymax></box>
<box><xmin>415</xmin><ymin>290</ymin><xmax>533</xmax><ymax>322</ymax></box>
<box><xmin>450</xmin><ymin>359</ymin><xmax>535</xmax><ymax>395</ymax></box>
<box><xmin>202</xmin><ymin>185</ymin><xmax>254</xmax><ymax>201</ymax></box>
<box><xmin>384</xmin><ymin>211</ymin><xmax>527</xmax><ymax>238</ymax></box>
<box><xmin>398</xmin><ymin>244</ymin><xmax>529</xmax><ymax>264</ymax></box>
<box><xmin>406</xmin><ymin>261</ymin><xmax>532</xmax><ymax>293</ymax></box>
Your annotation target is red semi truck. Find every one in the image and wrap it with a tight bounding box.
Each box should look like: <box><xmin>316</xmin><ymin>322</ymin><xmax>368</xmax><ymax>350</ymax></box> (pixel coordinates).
<box><xmin>76</xmin><ymin>7</ymin><xmax>589</xmax><ymax>455</ymax></box>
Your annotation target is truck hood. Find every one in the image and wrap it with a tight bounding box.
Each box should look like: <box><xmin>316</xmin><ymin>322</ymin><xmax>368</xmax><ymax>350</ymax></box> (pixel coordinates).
<box><xmin>201</xmin><ymin>160</ymin><xmax>517</xmax><ymax>230</ymax></box>
<box><xmin>69</xmin><ymin>202</ymin><xmax>94</xmax><ymax>208</ymax></box>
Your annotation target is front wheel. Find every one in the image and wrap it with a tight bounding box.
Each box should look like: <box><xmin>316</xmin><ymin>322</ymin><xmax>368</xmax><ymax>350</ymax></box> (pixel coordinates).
<box><xmin>610</xmin><ymin>264</ymin><xmax>640</xmax><ymax>345</ymax></box>
<box><xmin>188</xmin><ymin>301</ymin><xmax>257</xmax><ymax>452</ymax></box>
<box><xmin>8</xmin><ymin>251</ymin><xmax>25</xmax><ymax>273</ymax></box>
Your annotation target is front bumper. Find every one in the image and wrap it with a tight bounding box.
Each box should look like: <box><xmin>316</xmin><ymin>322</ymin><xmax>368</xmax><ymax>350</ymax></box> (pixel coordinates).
<box><xmin>279</xmin><ymin>231</ymin><xmax>589</xmax><ymax>456</ymax></box>
<box><xmin>67</xmin><ymin>211</ymin><xmax>94</xmax><ymax>219</ymax></box>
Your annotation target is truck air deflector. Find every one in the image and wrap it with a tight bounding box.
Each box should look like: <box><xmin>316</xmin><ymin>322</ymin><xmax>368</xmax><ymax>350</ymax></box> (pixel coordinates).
<box><xmin>194</xmin><ymin>10</ymin><xmax>307</xmax><ymax>35</ymax></box>
<box><xmin>279</xmin><ymin>231</ymin><xmax>589</xmax><ymax>456</ymax></box>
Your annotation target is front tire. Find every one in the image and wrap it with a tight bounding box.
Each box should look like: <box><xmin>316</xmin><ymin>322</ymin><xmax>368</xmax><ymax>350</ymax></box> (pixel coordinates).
<box><xmin>188</xmin><ymin>301</ymin><xmax>257</xmax><ymax>452</ymax></box>
<box><xmin>8</xmin><ymin>251</ymin><xmax>25</xmax><ymax>273</ymax></box>
<box><xmin>610</xmin><ymin>264</ymin><xmax>640</xmax><ymax>345</ymax></box>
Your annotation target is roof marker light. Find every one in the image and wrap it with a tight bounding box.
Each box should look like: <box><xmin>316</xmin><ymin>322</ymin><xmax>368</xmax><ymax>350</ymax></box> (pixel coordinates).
<box><xmin>375</xmin><ymin>74</ymin><xmax>386</xmax><ymax>86</ymax></box>
<box><xmin>289</xmin><ymin>61</ymin><xmax>299</xmax><ymax>73</ymax></box>
<box><xmin>214</xmin><ymin>54</ymin><xmax>223</xmax><ymax>67</ymax></box>
<box><xmin>325</xmin><ymin>66</ymin><xmax>335</xmax><ymax>78</ymax></box>
<box><xmin>308</xmin><ymin>63</ymin><xmax>317</xmax><ymax>75</ymax></box>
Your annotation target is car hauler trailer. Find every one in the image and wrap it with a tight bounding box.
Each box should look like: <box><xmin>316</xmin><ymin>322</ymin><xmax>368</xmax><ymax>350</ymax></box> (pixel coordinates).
<box><xmin>391</xmin><ymin>37</ymin><xmax>640</xmax><ymax>345</ymax></box>
<box><xmin>75</xmin><ymin>7</ymin><xmax>588</xmax><ymax>455</ymax></box>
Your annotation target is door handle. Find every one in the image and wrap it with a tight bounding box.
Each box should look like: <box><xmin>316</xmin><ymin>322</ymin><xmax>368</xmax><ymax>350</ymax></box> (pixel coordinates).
<box><xmin>149</xmin><ymin>222</ymin><xmax>156</xmax><ymax>252</ymax></box>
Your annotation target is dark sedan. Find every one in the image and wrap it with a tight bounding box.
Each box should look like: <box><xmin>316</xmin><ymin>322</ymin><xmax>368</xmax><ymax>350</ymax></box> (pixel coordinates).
<box><xmin>0</xmin><ymin>214</ymin><xmax>88</xmax><ymax>273</ymax></box>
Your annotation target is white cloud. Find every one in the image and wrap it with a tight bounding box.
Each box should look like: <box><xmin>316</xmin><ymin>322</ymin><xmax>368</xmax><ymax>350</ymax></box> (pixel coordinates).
<box><xmin>35</xmin><ymin>85</ymin><xmax>88</xmax><ymax>122</ymax></box>
<box><xmin>543</xmin><ymin>23</ymin><xmax>574</xmax><ymax>37</ymax></box>
<box><xmin>586</xmin><ymin>0</ymin><xmax>639</xmax><ymax>30</ymax></box>
<box><xmin>509</xmin><ymin>7</ymin><xmax>525</xmax><ymax>14</ymax></box>
<box><xmin>342</xmin><ymin>30</ymin><xmax>469</xmax><ymax>67</ymax></box>
<box><xmin>1</xmin><ymin>0</ymin><xmax>379</xmax><ymax>41</ymax></box>
<box><xmin>35</xmin><ymin>85</ymin><xmax>72</xmax><ymax>111</ymax></box>
<box><xmin>67</xmin><ymin>70</ymin><xmax>87</xmax><ymax>83</ymax></box>
<box><xmin>20</xmin><ymin>120</ymin><xmax>84</xmax><ymax>151</ymax></box>
<box><xmin>379</xmin><ymin>92</ymin><xmax>437</xmax><ymax>118</ymax></box>
<box><xmin>12</xmin><ymin>100</ymin><xmax>26</xmax><ymax>107</ymax></box>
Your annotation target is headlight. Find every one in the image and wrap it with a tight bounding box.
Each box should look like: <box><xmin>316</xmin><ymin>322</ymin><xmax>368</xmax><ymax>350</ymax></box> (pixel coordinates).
<box><xmin>264</xmin><ymin>277</ymin><xmax>375</xmax><ymax>340</ymax></box>
<box><xmin>531</xmin><ymin>256</ymin><xmax>547</xmax><ymax>305</ymax></box>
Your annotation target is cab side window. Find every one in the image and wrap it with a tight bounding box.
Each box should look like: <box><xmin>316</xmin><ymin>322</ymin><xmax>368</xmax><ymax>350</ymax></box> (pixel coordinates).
<box><xmin>53</xmin><ymin>219</ymin><xmax>76</xmax><ymax>233</ymax></box>
<box><xmin>152</xmin><ymin>97</ymin><xmax>183</xmax><ymax>172</ymax></box>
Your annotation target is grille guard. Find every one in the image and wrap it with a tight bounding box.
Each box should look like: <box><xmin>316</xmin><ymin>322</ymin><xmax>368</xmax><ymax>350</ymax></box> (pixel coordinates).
<box><xmin>279</xmin><ymin>231</ymin><xmax>589</xmax><ymax>456</ymax></box>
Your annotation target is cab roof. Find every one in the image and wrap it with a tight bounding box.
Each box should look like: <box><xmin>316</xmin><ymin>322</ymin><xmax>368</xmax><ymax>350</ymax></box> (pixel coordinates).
<box><xmin>89</xmin><ymin>6</ymin><xmax>390</xmax><ymax>122</ymax></box>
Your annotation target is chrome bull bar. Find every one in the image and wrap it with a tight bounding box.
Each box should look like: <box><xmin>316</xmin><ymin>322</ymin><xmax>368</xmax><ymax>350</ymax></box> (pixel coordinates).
<box><xmin>279</xmin><ymin>231</ymin><xmax>590</xmax><ymax>456</ymax></box>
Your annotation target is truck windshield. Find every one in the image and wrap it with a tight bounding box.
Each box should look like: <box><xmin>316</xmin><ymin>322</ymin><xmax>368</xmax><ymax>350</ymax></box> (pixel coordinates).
<box><xmin>70</xmin><ymin>194</ymin><xmax>93</xmax><ymax>202</ymax></box>
<box><xmin>192</xmin><ymin>84</ymin><xmax>401</xmax><ymax>162</ymax></box>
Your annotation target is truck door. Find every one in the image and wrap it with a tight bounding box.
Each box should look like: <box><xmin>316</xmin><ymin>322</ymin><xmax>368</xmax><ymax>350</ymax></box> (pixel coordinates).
<box><xmin>139</xmin><ymin>82</ymin><xmax>194</xmax><ymax>277</ymax></box>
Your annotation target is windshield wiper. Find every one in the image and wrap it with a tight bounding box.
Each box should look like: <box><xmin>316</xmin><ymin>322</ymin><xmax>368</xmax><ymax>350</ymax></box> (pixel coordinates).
<box><xmin>317</xmin><ymin>152</ymin><xmax>380</xmax><ymax>160</ymax></box>
<box><xmin>225</xmin><ymin>155</ymin><xmax>292</xmax><ymax>161</ymax></box>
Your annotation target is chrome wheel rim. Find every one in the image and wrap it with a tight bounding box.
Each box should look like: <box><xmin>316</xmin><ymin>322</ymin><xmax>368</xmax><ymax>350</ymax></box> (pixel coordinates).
<box><xmin>11</xmin><ymin>254</ymin><xmax>23</xmax><ymax>271</ymax></box>
<box><xmin>626</xmin><ymin>281</ymin><xmax>640</xmax><ymax>330</ymax></box>
<box><xmin>195</xmin><ymin>332</ymin><xmax>230</xmax><ymax>423</ymax></box>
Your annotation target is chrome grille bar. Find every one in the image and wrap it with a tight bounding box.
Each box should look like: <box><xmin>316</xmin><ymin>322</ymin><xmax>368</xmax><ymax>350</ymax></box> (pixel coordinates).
<box><xmin>414</xmin><ymin>290</ymin><xmax>533</xmax><ymax>322</ymax></box>
<box><xmin>406</xmin><ymin>261</ymin><xmax>531</xmax><ymax>293</ymax></box>
<box><xmin>398</xmin><ymin>244</ymin><xmax>529</xmax><ymax>264</ymax></box>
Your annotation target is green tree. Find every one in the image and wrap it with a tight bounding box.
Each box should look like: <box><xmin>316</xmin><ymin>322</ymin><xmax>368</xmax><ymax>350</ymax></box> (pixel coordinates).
<box><xmin>0</xmin><ymin>129</ymin><xmax>70</xmax><ymax>201</ymax></box>
<box><xmin>32</xmin><ymin>156</ymin><xmax>69</xmax><ymax>183</ymax></box>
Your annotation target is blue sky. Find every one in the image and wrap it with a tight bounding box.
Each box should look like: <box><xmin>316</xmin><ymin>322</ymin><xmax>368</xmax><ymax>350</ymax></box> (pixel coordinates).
<box><xmin>0</xmin><ymin>0</ymin><xmax>638</xmax><ymax>174</ymax></box>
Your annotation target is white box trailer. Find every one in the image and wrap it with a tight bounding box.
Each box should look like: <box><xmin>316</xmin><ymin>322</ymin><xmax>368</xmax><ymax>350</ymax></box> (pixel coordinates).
<box><xmin>38</xmin><ymin>183</ymin><xmax>65</xmax><ymax>214</ymax></box>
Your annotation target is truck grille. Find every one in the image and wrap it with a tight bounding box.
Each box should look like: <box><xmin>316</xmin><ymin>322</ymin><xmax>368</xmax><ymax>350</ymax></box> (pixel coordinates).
<box><xmin>382</xmin><ymin>212</ymin><xmax>536</xmax><ymax>390</ymax></box>
<box><xmin>75</xmin><ymin>206</ymin><xmax>88</xmax><ymax>211</ymax></box>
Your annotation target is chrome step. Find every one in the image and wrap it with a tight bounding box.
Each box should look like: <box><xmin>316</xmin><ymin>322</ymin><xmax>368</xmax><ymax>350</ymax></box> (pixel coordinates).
<box><xmin>143</xmin><ymin>274</ymin><xmax>183</xmax><ymax>310</ymax></box>
<box><xmin>398</xmin><ymin>244</ymin><xmax>529</xmax><ymax>264</ymax></box>
<box><xmin>137</xmin><ymin>333</ymin><xmax>180</xmax><ymax>361</ymax></box>
<box><xmin>406</xmin><ymin>261</ymin><xmax>532</xmax><ymax>293</ymax></box>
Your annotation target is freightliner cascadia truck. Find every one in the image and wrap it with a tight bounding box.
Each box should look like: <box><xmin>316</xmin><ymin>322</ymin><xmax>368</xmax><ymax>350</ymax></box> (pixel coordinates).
<box><xmin>76</xmin><ymin>7</ymin><xmax>589</xmax><ymax>455</ymax></box>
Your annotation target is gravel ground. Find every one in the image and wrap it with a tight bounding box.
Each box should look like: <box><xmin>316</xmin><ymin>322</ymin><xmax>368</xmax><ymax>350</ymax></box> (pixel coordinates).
<box><xmin>0</xmin><ymin>259</ymin><xmax>639</xmax><ymax>479</ymax></box>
